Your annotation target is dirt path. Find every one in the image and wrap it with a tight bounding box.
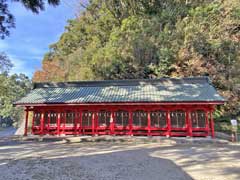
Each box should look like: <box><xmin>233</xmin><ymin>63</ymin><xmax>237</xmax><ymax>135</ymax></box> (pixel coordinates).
<box><xmin>0</xmin><ymin>138</ymin><xmax>239</xmax><ymax>180</ymax></box>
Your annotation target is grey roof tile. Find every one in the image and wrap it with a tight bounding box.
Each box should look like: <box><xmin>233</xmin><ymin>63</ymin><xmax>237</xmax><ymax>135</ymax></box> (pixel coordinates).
<box><xmin>15</xmin><ymin>77</ymin><xmax>225</xmax><ymax>105</ymax></box>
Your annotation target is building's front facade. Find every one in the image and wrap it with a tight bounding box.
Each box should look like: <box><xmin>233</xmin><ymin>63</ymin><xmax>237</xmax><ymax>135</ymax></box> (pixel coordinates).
<box><xmin>15</xmin><ymin>77</ymin><xmax>225</xmax><ymax>137</ymax></box>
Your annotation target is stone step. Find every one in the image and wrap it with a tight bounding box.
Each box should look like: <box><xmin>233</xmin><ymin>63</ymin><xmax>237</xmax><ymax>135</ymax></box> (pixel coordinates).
<box><xmin>17</xmin><ymin>135</ymin><xmax>230</xmax><ymax>145</ymax></box>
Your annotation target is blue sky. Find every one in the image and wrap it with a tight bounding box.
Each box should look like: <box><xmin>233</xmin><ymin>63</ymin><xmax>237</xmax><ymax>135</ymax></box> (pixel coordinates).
<box><xmin>0</xmin><ymin>1</ymin><xmax>81</xmax><ymax>78</ymax></box>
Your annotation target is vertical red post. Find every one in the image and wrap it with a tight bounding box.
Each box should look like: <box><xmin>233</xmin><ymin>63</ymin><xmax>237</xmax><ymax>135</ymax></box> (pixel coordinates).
<box><xmin>166</xmin><ymin>110</ymin><xmax>171</xmax><ymax>137</ymax></box>
<box><xmin>129</xmin><ymin>110</ymin><xmax>133</xmax><ymax>136</ymax></box>
<box><xmin>95</xmin><ymin>111</ymin><xmax>98</xmax><ymax>135</ymax></box>
<box><xmin>187</xmin><ymin>110</ymin><xmax>192</xmax><ymax>137</ymax></box>
<box><xmin>110</xmin><ymin>111</ymin><xmax>115</xmax><ymax>135</ymax></box>
<box><xmin>74</xmin><ymin>110</ymin><xmax>77</xmax><ymax>136</ymax></box>
<box><xmin>57</xmin><ymin>112</ymin><xmax>61</xmax><ymax>136</ymax></box>
<box><xmin>63</xmin><ymin>111</ymin><xmax>66</xmax><ymax>135</ymax></box>
<box><xmin>47</xmin><ymin>112</ymin><xmax>50</xmax><ymax>132</ymax></box>
<box><xmin>210</xmin><ymin>111</ymin><xmax>215</xmax><ymax>138</ymax></box>
<box><xmin>24</xmin><ymin>107</ymin><xmax>29</xmax><ymax>136</ymax></box>
<box><xmin>147</xmin><ymin>111</ymin><xmax>151</xmax><ymax>136</ymax></box>
<box><xmin>92</xmin><ymin>112</ymin><xmax>95</xmax><ymax>136</ymax></box>
<box><xmin>79</xmin><ymin>110</ymin><xmax>82</xmax><ymax>135</ymax></box>
<box><xmin>40</xmin><ymin>111</ymin><xmax>44</xmax><ymax>136</ymax></box>
<box><xmin>205</xmin><ymin>111</ymin><xmax>209</xmax><ymax>136</ymax></box>
<box><xmin>32</xmin><ymin>111</ymin><xmax>35</xmax><ymax>135</ymax></box>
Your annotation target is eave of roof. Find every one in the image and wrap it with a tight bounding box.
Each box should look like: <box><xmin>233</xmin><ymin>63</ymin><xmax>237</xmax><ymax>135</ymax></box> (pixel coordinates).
<box><xmin>14</xmin><ymin>101</ymin><xmax>225</xmax><ymax>107</ymax></box>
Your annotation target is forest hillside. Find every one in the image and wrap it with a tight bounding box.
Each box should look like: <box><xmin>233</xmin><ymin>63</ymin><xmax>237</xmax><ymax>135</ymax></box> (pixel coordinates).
<box><xmin>33</xmin><ymin>0</ymin><xmax>240</xmax><ymax>126</ymax></box>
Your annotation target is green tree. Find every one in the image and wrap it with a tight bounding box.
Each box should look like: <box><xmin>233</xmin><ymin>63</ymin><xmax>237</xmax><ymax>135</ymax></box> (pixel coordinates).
<box><xmin>0</xmin><ymin>52</ymin><xmax>13</xmax><ymax>73</ymax></box>
<box><xmin>0</xmin><ymin>54</ymin><xmax>31</xmax><ymax>127</ymax></box>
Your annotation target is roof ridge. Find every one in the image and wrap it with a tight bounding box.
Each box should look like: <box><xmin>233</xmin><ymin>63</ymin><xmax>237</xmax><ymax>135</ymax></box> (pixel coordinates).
<box><xmin>33</xmin><ymin>76</ymin><xmax>209</xmax><ymax>89</ymax></box>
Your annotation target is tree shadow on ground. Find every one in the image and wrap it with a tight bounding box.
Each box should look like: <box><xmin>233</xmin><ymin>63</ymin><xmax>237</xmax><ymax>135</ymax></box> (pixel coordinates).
<box><xmin>0</xmin><ymin>139</ymin><xmax>239</xmax><ymax>180</ymax></box>
<box><xmin>149</xmin><ymin>144</ymin><xmax>240</xmax><ymax>180</ymax></box>
<box><xmin>0</xmin><ymin>148</ymin><xmax>192</xmax><ymax>180</ymax></box>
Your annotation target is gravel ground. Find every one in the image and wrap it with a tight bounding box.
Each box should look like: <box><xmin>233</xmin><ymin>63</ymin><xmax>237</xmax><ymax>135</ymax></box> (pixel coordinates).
<box><xmin>0</xmin><ymin>137</ymin><xmax>239</xmax><ymax>180</ymax></box>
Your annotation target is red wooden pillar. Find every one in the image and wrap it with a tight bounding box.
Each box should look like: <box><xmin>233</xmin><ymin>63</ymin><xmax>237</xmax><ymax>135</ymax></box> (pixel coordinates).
<box><xmin>210</xmin><ymin>111</ymin><xmax>215</xmax><ymax>138</ymax></box>
<box><xmin>31</xmin><ymin>111</ymin><xmax>35</xmax><ymax>135</ymax></box>
<box><xmin>187</xmin><ymin>110</ymin><xmax>192</xmax><ymax>137</ymax></box>
<box><xmin>79</xmin><ymin>110</ymin><xmax>82</xmax><ymax>135</ymax></box>
<box><xmin>147</xmin><ymin>111</ymin><xmax>151</xmax><ymax>136</ymax></box>
<box><xmin>92</xmin><ymin>112</ymin><xmax>95</xmax><ymax>136</ymax></box>
<box><xmin>95</xmin><ymin>111</ymin><xmax>98</xmax><ymax>135</ymax></box>
<box><xmin>24</xmin><ymin>107</ymin><xmax>29</xmax><ymax>136</ymax></box>
<box><xmin>57</xmin><ymin>112</ymin><xmax>61</xmax><ymax>136</ymax></box>
<box><xmin>47</xmin><ymin>112</ymin><xmax>50</xmax><ymax>132</ymax></box>
<box><xmin>129</xmin><ymin>110</ymin><xmax>133</xmax><ymax>136</ymax></box>
<box><xmin>40</xmin><ymin>111</ymin><xmax>44</xmax><ymax>136</ymax></box>
<box><xmin>205</xmin><ymin>111</ymin><xmax>209</xmax><ymax>136</ymax></box>
<box><xmin>166</xmin><ymin>110</ymin><xmax>171</xmax><ymax>137</ymax></box>
<box><xmin>63</xmin><ymin>111</ymin><xmax>66</xmax><ymax>135</ymax></box>
<box><xmin>74</xmin><ymin>110</ymin><xmax>77</xmax><ymax>136</ymax></box>
<box><xmin>110</xmin><ymin>111</ymin><xmax>115</xmax><ymax>135</ymax></box>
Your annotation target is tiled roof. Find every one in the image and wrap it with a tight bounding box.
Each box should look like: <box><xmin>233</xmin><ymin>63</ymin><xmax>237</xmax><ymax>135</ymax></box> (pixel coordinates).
<box><xmin>15</xmin><ymin>77</ymin><xmax>225</xmax><ymax>105</ymax></box>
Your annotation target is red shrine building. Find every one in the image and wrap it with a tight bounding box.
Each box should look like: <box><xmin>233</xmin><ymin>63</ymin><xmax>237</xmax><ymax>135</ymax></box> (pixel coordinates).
<box><xmin>15</xmin><ymin>77</ymin><xmax>224</xmax><ymax>137</ymax></box>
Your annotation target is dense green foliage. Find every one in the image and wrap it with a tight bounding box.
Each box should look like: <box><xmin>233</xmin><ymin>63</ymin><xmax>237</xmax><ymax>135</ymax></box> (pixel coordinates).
<box><xmin>0</xmin><ymin>52</ymin><xmax>31</xmax><ymax>127</ymax></box>
<box><xmin>34</xmin><ymin>0</ymin><xmax>240</xmax><ymax>122</ymax></box>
